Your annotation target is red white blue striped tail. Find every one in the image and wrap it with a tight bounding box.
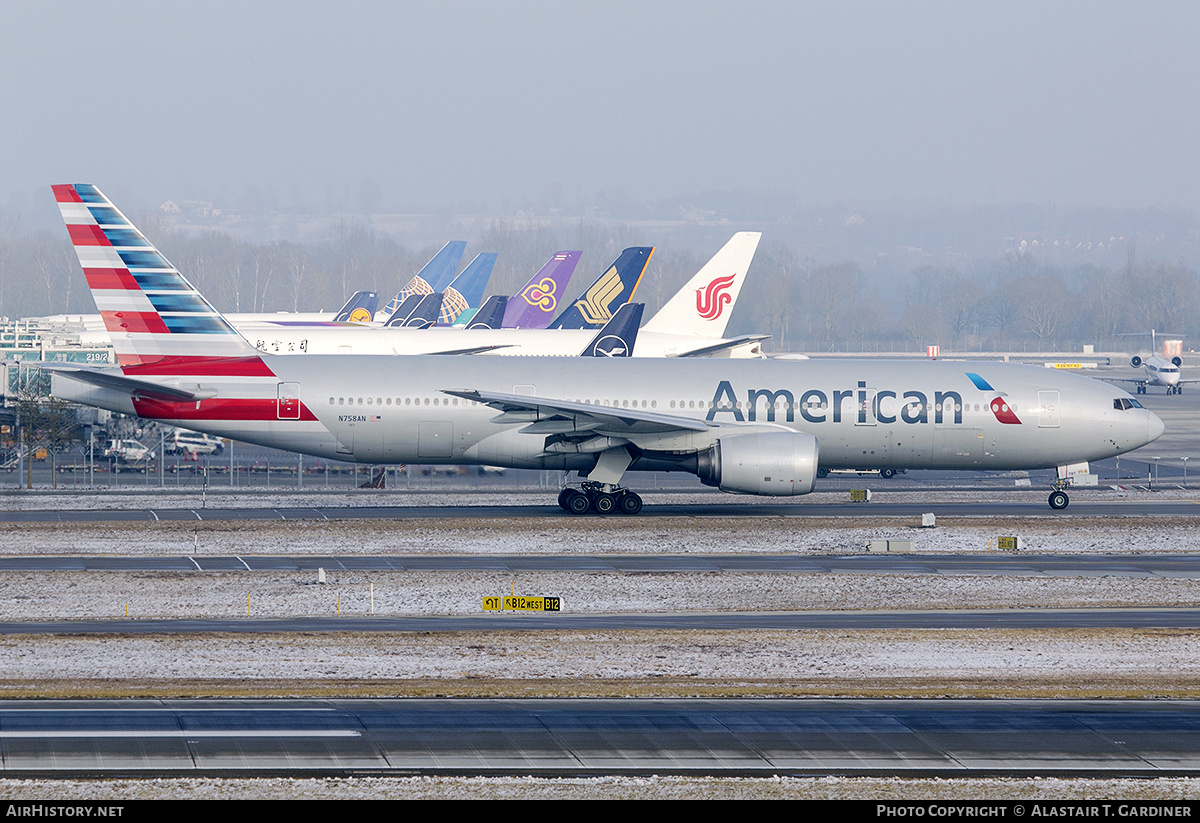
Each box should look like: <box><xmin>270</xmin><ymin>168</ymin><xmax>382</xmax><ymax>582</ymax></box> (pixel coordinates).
<box><xmin>53</xmin><ymin>184</ymin><xmax>265</xmax><ymax>374</ymax></box>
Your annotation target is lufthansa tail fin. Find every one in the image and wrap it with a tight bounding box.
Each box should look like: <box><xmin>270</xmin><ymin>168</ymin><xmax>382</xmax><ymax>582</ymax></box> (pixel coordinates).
<box><xmin>502</xmin><ymin>250</ymin><xmax>581</xmax><ymax>329</ymax></box>
<box><xmin>52</xmin><ymin>184</ymin><xmax>266</xmax><ymax>373</ymax></box>
<box><xmin>580</xmin><ymin>302</ymin><xmax>644</xmax><ymax>357</ymax></box>
<box><xmin>381</xmin><ymin>240</ymin><xmax>467</xmax><ymax>317</ymax></box>
<box><xmin>548</xmin><ymin>247</ymin><xmax>652</xmax><ymax>330</ymax></box>
<box><xmin>641</xmin><ymin>232</ymin><xmax>761</xmax><ymax>338</ymax></box>
<box><xmin>466</xmin><ymin>295</ymin><xmax>509</xmax><ymax>329</ymax></box>
<box><xmin>333</xmin><ymin>290</ymin><xmax>379</xmax><ymax>323</ymax></box>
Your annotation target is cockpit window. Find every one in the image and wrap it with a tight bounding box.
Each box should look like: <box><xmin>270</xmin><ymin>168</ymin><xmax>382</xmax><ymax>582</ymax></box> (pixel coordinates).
<box><xmin>1114</xmin><ymin>398</ymin><xmax>1144</xmax><ymax>410</ymax></box>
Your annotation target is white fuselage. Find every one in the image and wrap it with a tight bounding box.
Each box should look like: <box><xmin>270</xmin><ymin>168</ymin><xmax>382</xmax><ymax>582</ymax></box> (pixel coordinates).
<box><xmin>52</xmin><ymin>357</ymin><xmax>1163</xmax><ymax>477</ymax></box>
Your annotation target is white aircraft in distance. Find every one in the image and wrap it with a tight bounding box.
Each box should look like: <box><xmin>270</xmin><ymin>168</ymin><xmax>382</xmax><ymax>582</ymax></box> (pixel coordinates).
<box><xmin>44</xmin><ymin>183</ymin><xmax>1163</xmax><ymax>513</ymax></box>
<box><xmin>1102</xmin><ymin>331</ymin><xmax>1196</xmax><ymax>395</ymax></box>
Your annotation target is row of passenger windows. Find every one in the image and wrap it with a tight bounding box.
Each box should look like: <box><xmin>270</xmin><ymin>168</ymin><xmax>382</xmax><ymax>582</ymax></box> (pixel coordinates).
<box><xmin>325</xmin><ymin>396</ymin><xmax>1027</xmax><ymax>414</ymax></box>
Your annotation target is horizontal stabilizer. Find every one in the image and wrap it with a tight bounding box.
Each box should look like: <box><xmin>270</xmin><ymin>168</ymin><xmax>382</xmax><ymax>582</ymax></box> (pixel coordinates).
<box><xmin>39</xmin><ymin>363</ymin><xmax>211</xmax><ymax>402</ymax></box>
<box><xmin>670</xmin><ymin>334</ymin><xmax>770</xmax><ymax>358</ymax></box>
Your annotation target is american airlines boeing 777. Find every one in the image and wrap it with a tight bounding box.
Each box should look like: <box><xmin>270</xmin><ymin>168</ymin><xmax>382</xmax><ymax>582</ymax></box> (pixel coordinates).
<box><xmin>46</xmin><ymin>184</ymin><xmax>1163</xmax><ymax>513</ymax></box>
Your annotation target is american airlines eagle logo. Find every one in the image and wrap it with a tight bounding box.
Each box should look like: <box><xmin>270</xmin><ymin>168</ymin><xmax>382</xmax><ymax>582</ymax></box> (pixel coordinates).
<box><xmin>696</xmin><ymin>273</ymin><xmax>737</xmax><ymax>320</ymax></box>
<box><xmin>966</xmin><ymin>373</ymin><xmax>1022</xmax><ymax>424</ymax></box>
<box><xmin>520</xmin><ymin>277</ymin><xmax>559</xmax><ymax>312</ymax></box>
<box><xmin>574</xmin><ymin>266</ymin><xmax>623</xmax><ymax>325</ymax></box>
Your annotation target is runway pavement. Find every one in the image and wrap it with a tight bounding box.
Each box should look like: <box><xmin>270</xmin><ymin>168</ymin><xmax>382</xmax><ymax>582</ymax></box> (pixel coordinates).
<box><xmin>1</xmin><ymin>607</ymin><xmax>1198</xmax><ymax>635</ymax></box>
<box><xmin>0</xmin><ymin>494</ymin><xmax>1198</xmax><ymax>522</ymax></box>
<box><xmin>1</xmin><ymin>697</ymin><xmax>1198</xmax><ymax>776</ymax></box>
<box><xmin>2</xmin><ymin>552</ymin><xmax>1200</xmax><ymax>576</ymax></box>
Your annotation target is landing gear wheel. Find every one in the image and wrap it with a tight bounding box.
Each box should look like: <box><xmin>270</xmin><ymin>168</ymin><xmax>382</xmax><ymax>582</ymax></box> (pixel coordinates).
<box><xmin>592</xmin><ymin>492</ymin><xmax>617</xmax><ymax>515</ymax></box>
<box><xmin>1048</xmin><ymin>490</ymin><xmax>1069</xmax><ymax>510</ymax></box>
<box><xmin>817</xmin><ymin>467</ymin><xmax>830</xmax><ymax>478</ymax></box>
<box><xmin>618</xmin><ymin>492</ymin><xmax>643</xmax><ymax>515</ymax></box>
<box><xmin>565</xmin><ymin>489</ymin><xmax>591</xmax><ymax>515</ymax></box>
<box><xmin>557</xmin><ymin>488</ymin><xmax>573</xmax><ymax>511</ymax></box>
<box><xmin>879</xmin><ymin>468</ymin><xmax>896</xmax><ymax>479</ymax></box>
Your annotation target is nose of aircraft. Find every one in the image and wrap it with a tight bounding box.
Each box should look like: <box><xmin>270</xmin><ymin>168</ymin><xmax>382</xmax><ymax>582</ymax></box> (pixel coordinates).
<box><xmin>1147</xmin><ymin>410</ymin><xmax>1165</xmax><ymax>444</ymax></box>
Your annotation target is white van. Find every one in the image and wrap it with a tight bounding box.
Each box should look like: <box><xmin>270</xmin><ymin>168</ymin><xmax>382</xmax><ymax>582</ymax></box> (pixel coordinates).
<box><xmin>103</xmin><ymin>439</ymin><xmax>155</xmax><ymax>463</ymax></box>
<box><xmin>168</xmin><ymin>429</ymin><xmax>225</xmax><ymax>456</ymax></box>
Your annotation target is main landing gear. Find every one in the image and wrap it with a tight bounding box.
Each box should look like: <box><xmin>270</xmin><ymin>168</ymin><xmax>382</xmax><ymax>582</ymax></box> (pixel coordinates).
<box><xmin>558</xmin><ymin>482</ymin><xmax>643</xmax><ymax>516</ymax></box>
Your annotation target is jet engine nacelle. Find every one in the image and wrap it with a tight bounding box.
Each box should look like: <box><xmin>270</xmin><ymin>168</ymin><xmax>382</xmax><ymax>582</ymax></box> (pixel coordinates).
<box><xmin>1172</xmin><ymin>356</ymin><xmax>1183</xmax><ymax>367</ymax></box>
<box><xmin>694</xmin><ymin>431</ymin><xmax>819</xmax><ymax>496</ymax></box>
<box><xmin>1131</xmin><ymin>355</ymin><xmax>1143</xmax><ymax>367</ymax></box>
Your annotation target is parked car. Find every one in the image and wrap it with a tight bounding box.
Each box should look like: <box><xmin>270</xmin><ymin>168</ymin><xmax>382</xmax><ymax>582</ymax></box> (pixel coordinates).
<box><xmin>167</xmin><ymin>429</ymin><xmax>225</xmax><ymax>456</ymax></box>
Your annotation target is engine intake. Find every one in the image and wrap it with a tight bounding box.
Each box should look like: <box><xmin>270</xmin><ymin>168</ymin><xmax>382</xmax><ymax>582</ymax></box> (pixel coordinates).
<box><xmin>695</xmin><ymin>431</ymin><xmax>820</xmax><ymax>496</ymax></box>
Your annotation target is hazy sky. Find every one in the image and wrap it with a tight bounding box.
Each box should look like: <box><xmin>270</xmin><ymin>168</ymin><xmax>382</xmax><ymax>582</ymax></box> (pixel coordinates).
<box><xmin>3</xmin><ymin>0</ymin><xmax>1199</xmax><ymax>219</ymax></box>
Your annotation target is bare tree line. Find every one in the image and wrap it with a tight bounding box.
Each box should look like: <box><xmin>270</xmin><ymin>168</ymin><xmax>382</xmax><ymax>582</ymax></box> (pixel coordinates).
<box><xmin>1</xmin><ymin>208</ymin><xmax>1197</xmax><ymax>354</ymax></box>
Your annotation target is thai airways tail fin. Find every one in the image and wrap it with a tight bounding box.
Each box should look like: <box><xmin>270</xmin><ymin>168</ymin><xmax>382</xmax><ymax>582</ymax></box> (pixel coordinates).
<box><xmin>465</xmin><ymin>295</ymin><xmax>509</xmax><ymax>329</ymax></box>
<box><xmin>439</xmin><ymin>252</ymin><xmax>497</xmax><ymax>324</ymax></box>
<box><xmin>580</xmin><ymin>302</ymin><xmax>644</xmax><ymax>357</ymax></box>
<box><xmin>548</xmin><ymin>247</ymin><xmax>653</xmax><ymax>330</ymax></box>
<box><xmin>52</xmin><ymin>184</ymin><xmax>266</xmax><ymax>373</ymax></box>
<box><xmin>641</xmin><ymin>232</ymin><xmax>761</xmax><ymax>338</ymax></box>
<box><xmin>381</xmin><ymin>241</ymin><xmax>467</xmax><ymax>317</ymax></box>
<box><xmin>333</xmin><ymin>290</ymin><xmax>379</xmax><ymax>323</ymax></box>
<box><xmin>501</xmin><ymin>250</ymin><xmax>581</xmax><ymax>329</ymax></box>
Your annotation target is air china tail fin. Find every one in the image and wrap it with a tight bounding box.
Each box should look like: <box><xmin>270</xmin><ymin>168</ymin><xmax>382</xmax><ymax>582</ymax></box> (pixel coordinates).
<box><xmin>381</xmin><ymin>240</ymin><xmax>467</xmax><ymax>317</ymax></box>
<box><xmin>580</xmin><ymin>302</ymin><xmax>644</xmax><ymax>357</ymax></box>
<box><xmin>548</xmin><ymin>247</ymin><xmax>653</xmax><ymax>330</ymax></box>
<box><xmin>466</xmin><ymin>295</ymin><xmax>508</xmax><ymax>329</ymax></box>
<box><xmin>439</xmin><ymin>252</ymin><xmax>497</xmax><ymax>324</ymax></box>
<box><xmin>502</xmin><ymin>250</ymin><xmax>581</xmax><ymax>329</ymax></box>
<box><xmin>641</xmin><ymin>232</ymin><xmax>761</xmax><ymax>338</ymax></box>
<box><xmin>333</xmin><ymin>290</ymin><xmax>379</xmax><ymax>323</ymax></box>
<box><xmin>52</xmin><ymin>184</ymin><xmax>266</xmax><ymax>373</ymax></box>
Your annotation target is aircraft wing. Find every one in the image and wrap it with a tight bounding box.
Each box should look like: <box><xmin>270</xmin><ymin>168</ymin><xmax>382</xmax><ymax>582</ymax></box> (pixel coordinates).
<box><xmin>1096</xmin><ymin>375</ymin><xmax>1147</xmax><ymax>384</ymax></box>
<box><xmin>427</xmin><ymin>345</ymin><xmax>516</xmax><ymax>356</ymax></box>
<box><xmin>669</xmin><ymin>334</ymin><xmax>770</xmax><ymax>358</ymax></box>
<box><xmin>440</xmin><ymin>388</ymin><xmax>712</xmax><ymax>436</ymax></box>
<box><xmin>38</xmin><ymin>363</ymin><xmax>212</xmax><ymax>402</ymax></box>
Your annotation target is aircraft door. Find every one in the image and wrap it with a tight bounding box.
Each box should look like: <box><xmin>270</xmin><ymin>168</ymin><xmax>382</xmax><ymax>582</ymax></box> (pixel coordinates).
<box><xmin>856</xmin><ymin>388</ymin><xmax>877</xmax><ymax>426</ymax></box>
<box><xmin>1037</xmin><ymin>391</ymin><xmax>1060</xmax><ymax>428</ymax></box>
<box><xmin>277</xmin><ymin>383</ymin><xmax>301</xmax><ymax>420</ymax></box>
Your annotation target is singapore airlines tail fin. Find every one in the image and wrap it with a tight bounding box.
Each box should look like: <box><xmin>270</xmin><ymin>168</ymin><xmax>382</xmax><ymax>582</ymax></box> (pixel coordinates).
<box><xmin>548</xmin><ymin>247</ymin><xmax>653</xmax><ymax>330</ymax></box>
<box><xmin>381</xmin><ymin>240</ymin><xmax>467</xmax><ymax>317</ymax></box>
<box><xmin>52</xmin><ymin>183</ymin><xmax>267</xmax><ymax>374</ymax></box>
<box><xmin>332</xmin><ymin>290</ymin><xmax>380</xmax><ymax>323</ymax></box>
<box><xmin>439</xmin><ymin>252</ymin><xmax>497</xmax><ymax>325</ymax></box>
<box><xmin>501</xmin><ymin>250</ymin><xmax>581</xmax><ymax>329</ymax></box>
<box><xmin>641</xmin><ymin>232</ymin><xmax>761</xmax><ymax>338</ymax></box>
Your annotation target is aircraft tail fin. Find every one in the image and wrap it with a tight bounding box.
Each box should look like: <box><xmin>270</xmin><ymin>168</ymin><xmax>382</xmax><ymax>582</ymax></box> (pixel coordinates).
<box><xmin>548</xmin><ymin>247</ymin><xmax>653</xmax><ymax>330</ymax></box>
<box><xmin>333</xmin><ymin>290</ymin><xmax>379</xmax><ymax>323</ymax></box>
<box><xmin>466</xmin><ymin>295</ymin><xmax>509</xmax><ymax>329</ymax></box>
<box><xmin>398</xmin><ymin>293</ymin><xmax>443</xmax><ymax>328</ymax></box>
<box><xmin>52</xmin><ymin>184</ymin><xmax>267</xmax><ymax>374</ymax></box>
<box><xmin>502</xmin><ymin>250</ymin><xmax>581</xmax><ymax>329</ymax></box>
<box><xmin>439</xmin><ymin>252</ymin><xmax>497</xmax><ymax>324</ymax></box>
<box><xmin>382</xmin><ymin>241</ymin><xmax>467</xmax><ymax>316</ymax></box>
<box><xmin>641</xmin><ymin>232</ymin><xmax>761</xmax><ymax>338</ymax></box>
<box><xmin>580</xmin><ymin>302</ymin><xmax>644</xmax><ymax>357</ymax></box>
